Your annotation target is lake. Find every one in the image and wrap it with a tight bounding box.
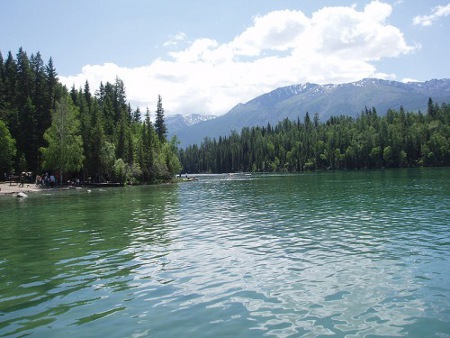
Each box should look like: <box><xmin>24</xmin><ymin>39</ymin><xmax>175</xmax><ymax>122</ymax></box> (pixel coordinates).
<box><xmin>1</xmin><ymin>168</ymin><xmax>449</xmax><ymax>337</ymax></box>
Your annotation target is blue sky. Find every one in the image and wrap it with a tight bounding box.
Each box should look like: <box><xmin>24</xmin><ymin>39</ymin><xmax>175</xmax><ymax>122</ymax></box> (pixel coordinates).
<box><xmin>1</xmin><ymin>0</ymin><xmax>449</xmax><ymax>115</ymax></box>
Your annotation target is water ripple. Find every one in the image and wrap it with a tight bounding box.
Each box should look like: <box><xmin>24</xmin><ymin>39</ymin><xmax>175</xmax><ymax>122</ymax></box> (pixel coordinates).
<box><xmin>1</xmin><ymin>170</ymin><xmax>449</xmax><ymax>337</ymax></box>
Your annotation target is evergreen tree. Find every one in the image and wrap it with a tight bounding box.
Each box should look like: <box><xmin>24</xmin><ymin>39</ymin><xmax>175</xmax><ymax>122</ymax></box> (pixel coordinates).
<box><xmin>0</xmin><ymin>52</ymin><xmax>5</xmax><ymax>115</ymax></box>
<box><xmin>116</xmin><ymin>116</ymin><xmax>127</xmax><ymax>160</ymax></box>
<box><xmin>76</xmin><ymin>88</ymin><xmax>91</xmax><ymax>180</ymax></box>
<box><xmin>3</xmin><ymin>52</ymin><xmax>18</xmax><ymax>132</ymax></box>
<box><xmin>84</xmin><ymin>80</ymin><xmax>91</xmax><ymax>109</ymax></box>
<box><xmin>101</xmin><ymin>82</ymin><xmax>116</xmax><ymax>138</ymax></box>
<box><xmin>96</xmin><ymin>82</ymin><xmax>105</xmax><ymax>103</ymax></box>
<box><xmin>30</xmin><ymin>52</ymin><xmax>49</xmax><ymax>147</ymax></box>
<box><xmin>16</xmin><ymin>48</ymin><xmax>32</xmax><ymax>108</ymax></box>
<box><xmin>18</xmin><ymin>97</ymin><xmax>38</xmax><ymax>170</ymax></box>
<box><xmin>114</xmin><ymin>77</ymin><xmax>127</xmax><ymax>123</ymax></box>
<box><xmin>427</xmin><ymin>97</ymin><xmax>436</xmax><ymax>119</ymax></box>
<box><xmin>155</xmin><ymin>95</ymin><xmax>167</xmax><ymax>142</ymax></box>
<box><xmin>88</xmin><ymin>99</ymin><xmax>105</xmax><ymax>182</ymax></box>
<box><xmin>132</xmin><ymin>107</ymin><xmax>141</xmax><ymax>123</ymax></box>
<box><xmin>45</xmin><ymin>57</ymin><xmax>58</xmax><ymax>111</ymax></box>
<box><xmin>141</xmin><ymin>108</ymin><xmax>155</xmax><ymax>181</ymax></box>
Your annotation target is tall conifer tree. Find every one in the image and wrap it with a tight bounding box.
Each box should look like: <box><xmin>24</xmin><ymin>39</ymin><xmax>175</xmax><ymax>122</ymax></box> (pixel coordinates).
<box><xmin>155</xmin><ymin>95</ymin><xmax>167</xmax><ymax>142</ymax></box>
<box><xmin>45</xmin><ymin>57</ymin><xmax>58</xmax><ymax>111</ymax></box>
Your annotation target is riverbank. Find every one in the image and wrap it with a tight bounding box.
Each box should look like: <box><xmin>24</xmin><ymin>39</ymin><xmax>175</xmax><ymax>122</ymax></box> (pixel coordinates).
<box><xmin>0</xmin><ymin>182</ymin><xmax>42</xmax><ymax>196</ymax></box>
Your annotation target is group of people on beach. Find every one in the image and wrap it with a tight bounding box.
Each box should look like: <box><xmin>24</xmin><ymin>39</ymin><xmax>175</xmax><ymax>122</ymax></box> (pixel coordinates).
<box><xmin>35</xmin><ymin>173</ymin><xmax>57</xmax><ymax>187</ymax></box>
<box><xmin>3</xmin><ymin>171</ymin><xmax>83</xmax><ymax>189</ymax></box>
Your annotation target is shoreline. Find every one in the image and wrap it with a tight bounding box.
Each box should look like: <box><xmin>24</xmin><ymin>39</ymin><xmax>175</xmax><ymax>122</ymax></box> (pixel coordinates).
<box><xmin>0</xmin><ymin>179</ymin><xmax>180</xmax><ymax>197</ymax></box>
<box><xmin>0</xmin><ymin>182</ymin><xmax>92</xmax><ymax>197</ymax></box>
<box><xmin>0</xmin><ymin>182</ymin><xmax>43</xmax><ymax>196</ymax></box>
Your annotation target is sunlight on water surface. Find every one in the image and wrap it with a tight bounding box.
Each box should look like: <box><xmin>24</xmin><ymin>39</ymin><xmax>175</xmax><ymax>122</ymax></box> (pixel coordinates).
<box><xmin>1</xmin><ymin>169</ymin><xmax>449</xmax><ymax>337</ymax></box>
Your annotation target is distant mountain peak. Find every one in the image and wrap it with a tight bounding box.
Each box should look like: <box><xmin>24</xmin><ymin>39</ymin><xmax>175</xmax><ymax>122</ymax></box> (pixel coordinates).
<box><xmin>268</xmin><ymin>83</ymin><xmax>318</xmax><ymax>96</ymax></box>
<box><xmin>166</xmin><ymin>113</ymin><xmax>217</xmax><ymax>137</ymax></box>
<box><xmin>167</xmin><ymin>113</ymin><xmax>216</xmax><ymax>125</ymax></box>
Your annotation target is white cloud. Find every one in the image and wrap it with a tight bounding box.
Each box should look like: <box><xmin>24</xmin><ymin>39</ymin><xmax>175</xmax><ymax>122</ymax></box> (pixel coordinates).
<box><xmin>413</xmin><ymin>3</ymin><xmax>450</xmax><ymax>26</ymax></box>
<box><xmin>163</xmin><ymin>32</ymin><xmax>188</xmax><ymax>47</ymax></box>
<box><xmin>230</xmin><ymin>10</ymin><xmax>309</xmax><ymax>56</ymax></box>
<box><xmin>59</xmin><ymin>1</ymin><xmax>414</xmax><ymax>116</ymax></box>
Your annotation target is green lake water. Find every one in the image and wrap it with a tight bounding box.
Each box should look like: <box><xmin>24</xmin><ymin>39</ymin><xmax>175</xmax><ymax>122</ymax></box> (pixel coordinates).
<box><xmin>1</xmin><ymin>168</ymin><xmax>449</xmax><ymax>337</ymax></box>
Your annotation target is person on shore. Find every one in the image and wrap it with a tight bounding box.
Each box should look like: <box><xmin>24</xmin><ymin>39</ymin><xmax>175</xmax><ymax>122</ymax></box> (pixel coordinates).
<box><xmin>35</xmin><ymin>174</ymin><xmax>41</xmax><ymax>186</ymax></box>
<box><xmin>19</xmin><ymin>174</ymin><xmax>25</xmax><ymax>188</ymax></box>
<box><xmin>50</xmin><ymin>174</ymin><xmax>56</xmax><ymax>188</ymax></box>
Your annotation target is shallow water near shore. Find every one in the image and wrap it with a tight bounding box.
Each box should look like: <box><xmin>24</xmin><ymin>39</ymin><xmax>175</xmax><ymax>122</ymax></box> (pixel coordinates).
<box><xmin>1</xmin><ymin>168</ymin><xmax>449</xmax><ymax>337</ymax></box>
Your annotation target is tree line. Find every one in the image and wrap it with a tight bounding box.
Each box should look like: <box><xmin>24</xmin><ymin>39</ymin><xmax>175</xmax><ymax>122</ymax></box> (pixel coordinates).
<box><xmin>0</xmin><ymin>48</ymin><xmax>181</xmax><ymax>184</ymax></box>
<box><xmin>179</xmin><ymin>100</ymin><xmax>449</xmax><ymax>173</ymax></box>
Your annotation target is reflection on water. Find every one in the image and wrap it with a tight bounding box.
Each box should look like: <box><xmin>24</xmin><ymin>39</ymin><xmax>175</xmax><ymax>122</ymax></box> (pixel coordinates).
<box><xmin>1</xmin><ymin>169</ymin><xmax>449</xmax><ymax>337</ymax></box>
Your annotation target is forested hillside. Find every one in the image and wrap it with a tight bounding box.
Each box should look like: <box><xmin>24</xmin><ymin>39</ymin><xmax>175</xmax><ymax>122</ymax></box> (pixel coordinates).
<box><xmin>174</xmin><ymin>78</ymin><xmax>450</xmax><ymax>147</ymax></box>
<box><xmin>0</xmin><ymin>49</ymin><xmax>181</xmax><ymax>184</ymax></box>
<box><xmin>179</xmin><ymin>103</ymin><xmax>450</xmax><ymax>173</ymax></box>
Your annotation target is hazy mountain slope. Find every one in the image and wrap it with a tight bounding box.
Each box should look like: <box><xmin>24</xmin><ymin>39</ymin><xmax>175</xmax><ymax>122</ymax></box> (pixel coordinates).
<box><xmin>175</xmin><ymin>78</ymin><xmax>450</xmax><ymax>147</ymax></box>
<box><xmin>166</xmin><ymin>114</ymin><xmax>216</xmax><ymax>138</ymax></box>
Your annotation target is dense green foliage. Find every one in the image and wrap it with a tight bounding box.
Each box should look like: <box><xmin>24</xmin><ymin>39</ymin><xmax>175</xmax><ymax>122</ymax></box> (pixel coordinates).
<box><xmin>0</xmin><ymin>49</ymin><xmax>181</xmax><ymax>183</ymax></box>
<box><xmin>0</xmin><ymin>120</ymin><xmax>16</xmax><ymax>172</ymax></box>
<box><xmin>40</xmin><ymin>95</ymin><xmax>84</xmax><ymax>184</ymax></box>
<box><xmin>0</xmin><ymin>48</ymin><xmax>61</xmax><ymax>174</ymax></box>
<box><xmin>180</xmin><ymin>103</ymin><xmax>450</xmax><ymax>173</ymax></box>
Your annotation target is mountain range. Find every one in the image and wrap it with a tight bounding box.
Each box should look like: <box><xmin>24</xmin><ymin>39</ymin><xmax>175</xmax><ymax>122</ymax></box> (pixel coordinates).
<box><xmin>168</xmin><ymin>78</ymin><xmax>450</xmax><ymax>147</ymax></box>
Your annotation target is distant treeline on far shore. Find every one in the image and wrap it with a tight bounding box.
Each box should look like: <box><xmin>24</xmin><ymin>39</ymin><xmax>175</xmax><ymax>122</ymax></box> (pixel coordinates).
<box><xmin>179</xmin><ymin>100</ymin><xmax>449</xmax><ymax>173</ymax></box>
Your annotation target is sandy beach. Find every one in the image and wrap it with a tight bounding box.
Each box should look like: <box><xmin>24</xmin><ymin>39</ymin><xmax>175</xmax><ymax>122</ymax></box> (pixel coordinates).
<box><xmin>0</xmin><ymin>182</ymin><xmax>42</xmax><ymax>196</ymax></box>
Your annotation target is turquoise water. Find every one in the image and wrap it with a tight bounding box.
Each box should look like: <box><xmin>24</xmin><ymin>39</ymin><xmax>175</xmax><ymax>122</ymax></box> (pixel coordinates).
<box><xmin>1</xmin><ymin>168</ymin><xmax>449</xmax><ymax>337</ymax></box>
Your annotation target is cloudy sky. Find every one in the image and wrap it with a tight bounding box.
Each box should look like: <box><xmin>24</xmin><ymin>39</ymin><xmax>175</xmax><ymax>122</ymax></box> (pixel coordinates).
<box><xmin>2</xmin><ymin>0</ymin><xmax>449</xmax><ymax>116</ymax></box>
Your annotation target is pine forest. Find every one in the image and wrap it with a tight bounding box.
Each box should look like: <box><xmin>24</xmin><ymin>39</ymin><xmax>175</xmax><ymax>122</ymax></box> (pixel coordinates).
<box><xmin>0</xmin><ymin>49</ymin><xmax>449</xmax><ymax>182</ymax></box>
<box><xmin>0</xmin><ymin>49</ymin><xmax>181</xmax><ymax>184</ymax></box>
<box><xmin>179</xmin><ymin>103</ymin><xmax>449</xmax><ymax>173</ymax></box>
